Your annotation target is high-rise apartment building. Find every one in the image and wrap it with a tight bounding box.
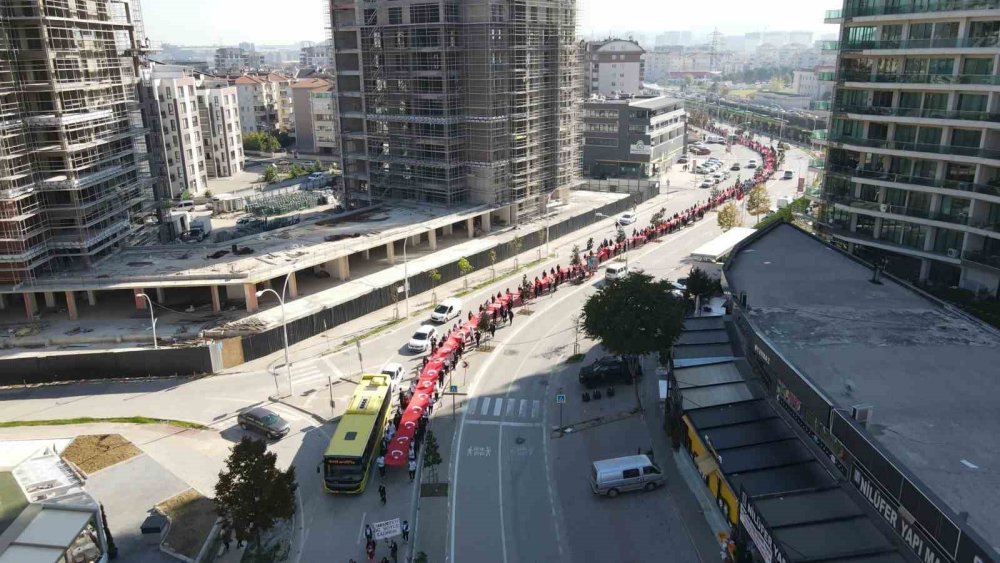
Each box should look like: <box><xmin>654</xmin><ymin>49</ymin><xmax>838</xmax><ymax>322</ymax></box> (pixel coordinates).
<box><xmin>328</xmin><ymin>0</ymin><xmax>582</xmax><ymax>215</ymax></box>
<box><xmin>144</xmin><ymin>65</ymin><xmax>244</xmax><ymax>198</ymax></box>
<box><xmin>0</xmin><ymin>0</ymin><xmax>153</xmax><ymax>284</ymax></box>
<box><xmin>584</xmin><ymin>38</ymin><xmax>645</xmax><ymax>97</ymax></box>
<box><xmin>214</xmin><ymin>47</ymin><xmax>266</xmax><ymax>73</ymax></box>
<box><xmin>820</xmin><ymin>2</ymin><xmax>1000</xmax><ymax>295</ymax></box>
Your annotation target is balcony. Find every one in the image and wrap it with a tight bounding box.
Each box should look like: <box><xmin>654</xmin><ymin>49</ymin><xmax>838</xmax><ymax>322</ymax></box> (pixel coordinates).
<box><xmin>825</xmin><ymin>222</ymin><xmax>960</xmax><ymax>261</ymax></box>
<box><xmin>825</xmin><ymin>163</ymin><xmax>1000</xmax><ymax>197</ymax></box>
<box><xmin>821</xmin><ymin>41</ymin><xmax>840</xmax><ymax>51</ymax></box>
<box><xmin>817</xmin><ymin>71</ymin><xmax>837</xmax><ymax>81</ymax></box>
<box><xmin>843</xmin><ymin>0</ymin><xmax>1000</xmax><ymax>18</ymax></box>
<box><xmin>811</xmin><ymin>129</ymin><xmax>829</xmax><ymax>140</ymax></box>
<box><xmin>824</xmin><ymin>9</ymin><xmax>843</xmax><ymax>22</ymax></box>
<box><xmin>841</xmin><ymin>36</ymin><xmax>999</xmax><ymax>51</ymax></box>
<box><xmin>963</xmin><ymin>250</ymin><xmax>1000</xmax><ymax>271</ymax></box>
<box><xmin>840</xmin><ymin>71</ymin><xmax>1000</xmax><ymax>86</ymax></box>
<box><xmin>833</xmin><ymin>104</ymin><xmax>1000</xmax><ymax>122</ymax></box>
<box><xmin>827</xmin><ymin>135</ymin><xmax>1000</xmax><ymax>159</ymax></box>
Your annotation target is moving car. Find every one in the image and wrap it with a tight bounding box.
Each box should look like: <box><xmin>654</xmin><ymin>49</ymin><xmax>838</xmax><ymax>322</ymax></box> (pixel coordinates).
<box><xmin>617</xmin><ymin>212</ymin><xmax>637</xmax><ymax>226</ymax></box>
<box><xmin>699</xmin><ymin>181</ymin><xmax>712</xmax><ymax>189</ymax></box>
<box><xmin>237</xmin><ymin>407</ymin><xmax>291</xmax><ymax>440</ymax></box>
<box><xmin>783</xmin><ymin>170</ymin><xmax>795</xmax><ymax>180</ymax></box>
<box><xmin>747</xmin><ymin>159</ymin><xmax>758</xmax><ymax>168</ymax></box>
<box><xmin>380</xmin><ymin>362</ymin><xmax>405</xmax><ymax>389</ymax></box>
<box><xmin>591</xmin><ymin>455</ymin><xmax>664</xmax><ymax>497</ymax></box>
<box><xmin>408</xmin><ymin>325</ymin><xmax>438</xmax><ymax>352</ymax></box>
<box><xmin>578</xmin><ymin>355</ymin><xmax>637</xmax><ymax>388</ymax></box>
<box><xmin>605</xmin><ymin>263</ymin><xmax>629</xmax><ymax>281</ymax></box>
<box><xmin>430</xmin><ymin>297</ymin><xmax>462</xmax><ymax>323</ymax></box>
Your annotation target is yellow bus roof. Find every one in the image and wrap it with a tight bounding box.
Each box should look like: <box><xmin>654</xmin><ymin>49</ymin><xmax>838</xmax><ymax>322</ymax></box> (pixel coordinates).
<box><xmin>325</xmin><ymin>374</ymin><xmax>391</xmax><ymax>458</ymax></box>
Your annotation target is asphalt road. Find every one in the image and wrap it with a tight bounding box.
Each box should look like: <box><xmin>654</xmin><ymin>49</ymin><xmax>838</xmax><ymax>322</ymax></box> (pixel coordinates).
<box><xmin>0</xmin><ymin>136</ymin><xmax>809</xmax><ymax>562</ymax></box>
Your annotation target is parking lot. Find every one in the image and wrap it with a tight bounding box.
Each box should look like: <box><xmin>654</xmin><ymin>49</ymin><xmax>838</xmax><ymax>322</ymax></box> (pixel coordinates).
<box><xmin>676</xmin><ymin>134</ymin><xmax>769</xmax><ymax>192</ymax></box>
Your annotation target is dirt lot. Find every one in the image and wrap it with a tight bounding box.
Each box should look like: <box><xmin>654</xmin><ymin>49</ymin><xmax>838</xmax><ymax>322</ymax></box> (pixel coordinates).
<box><xmin>62</xmin><ymin>434</ymin><xmax>142</xmax><ymax>474</ymax></box>
<box><xmin>156</xmin><ymin>488</ymin><xmax>218</xmax><ymax>560</ymax></box>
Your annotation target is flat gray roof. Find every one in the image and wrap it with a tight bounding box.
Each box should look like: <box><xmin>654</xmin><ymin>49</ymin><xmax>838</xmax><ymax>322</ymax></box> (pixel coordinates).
<box><xmin>725</xmin><ymin>223</ymin><xmax>1000</xmax><ymax>543</ymax></box>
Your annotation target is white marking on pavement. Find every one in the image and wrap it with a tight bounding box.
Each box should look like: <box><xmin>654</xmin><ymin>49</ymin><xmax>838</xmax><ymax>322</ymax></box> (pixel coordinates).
<box><xmin>357</xmin><ymin>511</ymin><xmax>367</xmax><ymax>545</ymax></box>
<box><xmin>531</xmin><ymin>400</ymin><xmax>540</xmax><ymax>419</ymax></box>
<box><xmin>465</xmin><ymin>420</ymin><xmax>543</xmax><ymax>428</ymax></box>
<box><xmin>493</xmin><ymin>398</ymin><xmax>503</xmax><ymax>416</ymax></box>
<box><xmin>480</xmin><ymin>397</ymin><xmax>491</xmax><ymax>416</ymax></box>
<box><xmin>519</xmin><ymin>399</ymin><xmax>527</xmax><ymax>418</ymax></box>
<box><xmin>505</xmin><ymin>399</ymin><xmax>517</xmax><ymax>416</ymax></box>
<box><xmin>467</xmin><ymin>397</ymin><xmax>478</xmax><ymax>414</ymax></box>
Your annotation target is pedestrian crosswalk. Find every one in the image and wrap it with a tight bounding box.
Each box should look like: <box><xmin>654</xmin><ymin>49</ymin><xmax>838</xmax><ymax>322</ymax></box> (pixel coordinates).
<box><xmin>464</xmin><ymin>396</ymin><xmax>542</xmax><ymax>424</ymax></box>
<box><xmin>288</xmin><ymin>357</ymin><xmax>344</xmax><ymax>387</ymax></box>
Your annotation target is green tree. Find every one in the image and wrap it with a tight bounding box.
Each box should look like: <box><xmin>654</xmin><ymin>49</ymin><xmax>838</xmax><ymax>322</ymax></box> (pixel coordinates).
<box><xmin>263</xmin><ymin>165</ymin><xmax>278</xmax><ymax>183</ymax></box>
<box><xmin>243</xmin><ymin>132</ymin><xmax>281</xmax><ymax>153</ymax></box>
<box><xmin>423</xmin><ymin>430</ymin><xmax>442</xmax><ymax>483</ymax></box>
<box><xmin>746</xmin><ymin>184</ymin><xmax>772</xmax><ymax>222</ymax></box>
<box><xmin>581</xmin><ymin>272</ymin><xmax>685</xmax><ymax>409</ymax></box>
<box><xmin>649</xmin><ymin>207</ymin><xmax>665</xmax><ymax>228</ymax></box>
<box><xmin>214</xmin><ymin>437</ymin><xmax>297</xmax><ymax>550</ymax></box>
<box><xmin>288</xmin><ymin>163</ymin><xmax>306</xmax><ymax>178</ymax></box>
<box><xmin>615</xmin><ymin>226</ymin><xmax>626</xmax><ymax>245</ymax></box>
<box><xmin>458</xmin><ymin>257</ymin><xmax>473</xmax><ymax>290</ymax></box>
<box><xmin>489</xmin><ymin>249</ymin><xmax>497</xmax><ymax>280</ymax></box>
<box><xmin>180</xmin><ymin>190</ymin><xmax>192</xmax><ymax>201</ymax></box>
<box><xmin>510</xmin><ymin>235</ymin><xmax>524</xmax><ymax>269</ymax></box>
<box><xmin>717</xmin><ymin>202</ymin><xmax>739</xmax><ymax>231</ymax></box>
<box><xmin>683</xmin><ymin>267</ymin><xmax>722</xmax><ymax>304</ymax></box>
<box><xmin>570</xmin><ymin>244</ymin><xmax>581</xmax><ymax>266</ymax></box>
<box><xmin>310</xmin><ymin>160</ymin><xmax>323</xmax><ymax>173</ymax></box>
<box><xmin>429</xmin><ymin>268</ymin><xmax>442</xmax><ymax>305</ymax></box>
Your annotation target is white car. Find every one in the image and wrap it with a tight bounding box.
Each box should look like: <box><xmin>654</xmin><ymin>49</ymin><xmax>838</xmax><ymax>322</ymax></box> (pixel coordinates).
<box><xmin>605</xmin><ymin>263</ymin><xmax>629</xmax><ymax>281</ymax></box>
<box><xmin>747</xmin><ymin>160</ymin><xmax>758</xmax><ymax>168</ymax></box>
<box><xmin>711</xmin><ymin>173</ymin><xmax>724</xmax><ymax>184</ymax></box>
<box><xmin>380</xmin><ymin>362</ymin><xmax>405</xmax><ymax>388</ymax></box>
<box><xmin>617</xmin><ymin>212</ymin><xmax>637</xmax><ymax>226</ymax></box>
<box><xmin>408</xmin><ymin>325</ymin><xmax>437</xmax><ymax>352</ymax></box>
<box><xmin>430</xmin><ymin>297</ymin><xmax>462</xmax><ymax>323</ymax></box>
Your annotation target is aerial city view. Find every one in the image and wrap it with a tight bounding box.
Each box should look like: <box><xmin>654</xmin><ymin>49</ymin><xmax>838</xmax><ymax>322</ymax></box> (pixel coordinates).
<box><xmin>1</xmin><ymin>0</ymin><xmax>999</xmax><ymax>561</ymax></box>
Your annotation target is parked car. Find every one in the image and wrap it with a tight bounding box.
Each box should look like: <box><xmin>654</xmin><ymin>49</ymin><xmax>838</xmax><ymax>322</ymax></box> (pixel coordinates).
<box><xmin>408</xmin><ymin>325</ymin><xmax>438</xmax><ymax>352</ymax></box>
<box><xmin>711</xmin><ymin>173</ymin><xmax>724</xmax><ymax>184</ymax></box>
<box><xmin>579</xmin><ymin>355</ymin><xmax>637</xmax><ymax>388</ymax></box>
<box><xmin>237</xmin><ymin>407</ymin><xmax>290</xmax><ymax>440</ymax></box>
<box><xmin>677</xmin><ymin>156</ymin><xmax>689</xmax><ymax>164</ymax></box>
<box><xmin>699</xmin><ymin>181</ymin><xmax>712</xmax><ymax>189</ymax></box>
<box><xmin>430</xmin><ymin>297</ymin><xmax>462</xmax><ymax>323</ymax></box>
<box><xmin>617</xmin><ymin>212</ymin><xmax>637</xmax><ymax>226</ymax></box>
<box><xmin>591</xmin><ymin>455</ymin><xmax>664</xmax><ymax>497</ymax></box>
<box><xmin>783</xmin><ymin>170</ymin><xmax>795</xmax><ymax>180</ymax></box>
<box><xmin>730</xmin><ymin>163</ymin><xmax>741</xmax><ymax>171</ymax></box>
<box><xmin>747</xmin><ymin>159</ymin><xmax>758</xmax><ymax>168</ymax></box>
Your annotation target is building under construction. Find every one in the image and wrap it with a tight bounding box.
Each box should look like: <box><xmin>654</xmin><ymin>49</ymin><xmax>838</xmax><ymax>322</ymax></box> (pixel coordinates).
<box><xmin>0</xmin><ymin>0</ymin><xmax>153</xmax><ymax>285</ymax></box>
<box><xmin>328</xmin><ymin>0</ymin><xmax>582</xmax><ymax>221</ymax></box>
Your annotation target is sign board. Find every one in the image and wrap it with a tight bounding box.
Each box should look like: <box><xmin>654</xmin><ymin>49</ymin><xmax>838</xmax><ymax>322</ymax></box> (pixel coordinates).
<box><xmin>738</xmin><ymin>490</ymin><xmax>787</xmax><ymax>563</ymax></box>
<box><xmin>462</xmin><ymin>360</ymin><xmax>469</xmax><ymax>369</ymax></box>
<box><xmin>371</xmin><ymin>518</ymin><xmax>401</xmax><ymax>540</ymax></box>
<box><xmin>555</xmin><ymin>394</ymin><xmax>566</xmax><ymax>404</ymax></box>
<box><xmin>630</xmin><ymin>141</ymin><xmax>652</xmax><ymax>155</ymax></box>
<box><xmin>449</xmin><ymin>385</ymin><xmax>458</xmax><ymax>393</ymax></box>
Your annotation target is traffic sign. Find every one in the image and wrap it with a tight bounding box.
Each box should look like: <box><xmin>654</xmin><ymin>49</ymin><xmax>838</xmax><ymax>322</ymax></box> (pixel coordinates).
<box><xmin>462</xmin><ymin>360</ymin><xmax>469</xmax><ymax>369</ymax></box>
<box><xmin>555</xmin><ymin>394</ymin><xmax>566</xmax><ymax>404</ymax></box>
<box><xmin>449</xmin><ymin>385</ymin><xmax>458</xmax><ymax>393</ymax></box>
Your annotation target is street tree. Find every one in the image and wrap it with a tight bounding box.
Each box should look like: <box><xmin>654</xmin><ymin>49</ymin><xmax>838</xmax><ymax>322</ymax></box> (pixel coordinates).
<box><xmin>262</xmin><ymin>165</ymin><xmax>278</xmax><ymax>184</ymax></box>
<box><xmin>429</xmin><ymin>269</ymin><xmax>442</xmax><ymax>305</ymax></box>
<box><xmin>458</xmin><ymin>257</ymin><xmax>473</xmax><ymax>290</ymax></box>
<box><xmin>746</xmin><ymin>184</ymin><xmax>772</xmax><ymax>222</ymax></box>
<box><xmin>510</xmin><ymin>235</ymin><xmax>524</xmax><ymax>269</ymax></box>
<box><xmin>717</xmin><ymin>202</ymin><xmax>740</xmax><ymax>231</ymax></box>
<box><xmin>489</xmin><ymin>249</ymin><xmax>497</xmax><ymax>280</ymax></box>
<box><xmin>581</xmin><ymin>272</ymin><xmax>685</xmax><ymax>409</ymax></box>
<box><xmin>683</xmin><ymin>267</ymin><xmax>722</xmax><ymax>305</ymax></box>
<box><xmin>570</xmin><ymin>244</ymin><xmax>581</xmax><ymax>266</ymax></box>
<box><xmin>214</xmin><ymin>437</ymin><xmax>297</xmax><ymax>550</ymax></box>
<box><xmin>649</xmin><ymin>207</ymin><xmax>665</xmax><ymax>228</ymax></box>
<box><xmin>423</xmin><ymin>430</ymin><xmax>442</xmax><ymax>483</ymax></box>
<box><xmin>615</xmin><ymin>226</ymin><xmax>626</xmax><ymax>245</ymax></box>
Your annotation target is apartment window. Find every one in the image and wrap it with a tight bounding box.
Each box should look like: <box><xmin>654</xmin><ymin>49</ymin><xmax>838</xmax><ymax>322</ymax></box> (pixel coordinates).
<box><xmin>894</xmin><ymin>124</ymin><xmax>916</xmax><ymax>143</ymax></box>
<box><xmin>917</xmin><ymin>127</ymin><xmax>941</xmax><ymax>145</ymax></box>
<box><xmin>951</xmin><ymin>129</ymin><xmax>982</xmax><ymax>148</ymax></box>
<box><xmin>928</xmin><ymin>58</ymin><xmax>954</xmax><ymax>75</ymax></box>
<box><xmin>410</xmin><ymin>3</ymin><xmax>440</xmax><ymax>24</ymax></box>
<box><xmin>855</xmin><ymin>215</ymin><xmax>876</xmax><ymax>237</ymax></box>
<box><xmin>933</xmin><ymin>227</ymin><xmax>964</xmax><ymax>254</ymax></box>
<box><xmin>388</xmin><ymin>7</ymin><xmax>402</xmax><ymax>24</ymax></box>
<box><xmin>957</xmin><ymin>94</ymin><xmax>987</xmax><ymax>113</ymax></box>
<box><xmin>364</xmin><ymin>9</ymin><xmax>376</xmax><ymax>24</ymax></box>
<box><xmin>923</xmin><ymin>93</ymin><xmax>947</xmax><ymax>111</ymax></box>
<box><xmin>909</xmin><ymin>23</ymin><xmax>932</xmax><ymax>41</ymax></box>
<box><xmin>912</xmin><ymin>159</ymin><xmax>937</xmax><ymax>179</ymax></box>
<box><xmin>962</xmin><ymin>57</ymin><xmax>994</xmax><ymax>75</ymax></box>
<box><xmin>898</xmin><ymin>91</ymin><xmax>921</xmax><ymax>110</ymax></box>
<box><xmin>903</xmin><ymin>58</ymin><xmax>928</xmax><ymax>75</ymax></box>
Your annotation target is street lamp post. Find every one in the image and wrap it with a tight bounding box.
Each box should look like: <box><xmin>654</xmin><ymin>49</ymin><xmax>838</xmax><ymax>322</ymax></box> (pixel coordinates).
<box><xmin>257</xmin><ymin>272</ymin><xmax>295</xmax><ymax>397</ymax></box>
<box><xmin>135</xmin><ymin>293</ymin><xmax>157</xmax><ymax>349</ymax></box>
<box><xmin>544</xmin><ymin>191</ymin><xmax>554</xmax><ymax>259</ymax></box>
<box><xmin>401</xmin><ymin>227</ymin><xmax>432</xmax><ymax>319</ymax></box>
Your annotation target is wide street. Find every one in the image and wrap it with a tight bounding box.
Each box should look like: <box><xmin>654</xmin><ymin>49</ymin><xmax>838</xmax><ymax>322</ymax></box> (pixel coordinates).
<box><xmin>0</xmin><ymin>134</ymin><xmax>809</xmax><ymax>562</ymax></box>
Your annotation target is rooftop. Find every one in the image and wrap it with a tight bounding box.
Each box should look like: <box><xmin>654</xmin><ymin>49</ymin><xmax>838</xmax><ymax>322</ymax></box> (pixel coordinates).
<box><xmin>725</xmin><ymin>222</ymin><xmax>1000</xmax><ymax>544</ymax></box>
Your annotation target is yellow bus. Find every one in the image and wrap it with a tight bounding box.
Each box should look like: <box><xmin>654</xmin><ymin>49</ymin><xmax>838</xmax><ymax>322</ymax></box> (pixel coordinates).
<box><xmin>323</xmin><ymin>373</ymin><xmax>392</xmax><ymax>494</ymax></box>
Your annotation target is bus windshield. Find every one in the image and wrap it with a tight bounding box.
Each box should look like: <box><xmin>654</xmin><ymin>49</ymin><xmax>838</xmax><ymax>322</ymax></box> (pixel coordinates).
<box><xmin>325</xmin><ymin>457</ymin><xmax>363</xmax><ymax>485</ymax></box>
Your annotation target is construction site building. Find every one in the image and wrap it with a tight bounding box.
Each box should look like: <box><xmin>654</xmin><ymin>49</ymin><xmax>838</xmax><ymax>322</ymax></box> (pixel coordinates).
<box><xmin>0</xmin><ymin>0</ymin><xmax>154</xmax><ymax>285</ymax></box>
<box><xmin>328</xmin><ymin>0</ymin><xmax>583</xmax><ymax>218</ymax></box>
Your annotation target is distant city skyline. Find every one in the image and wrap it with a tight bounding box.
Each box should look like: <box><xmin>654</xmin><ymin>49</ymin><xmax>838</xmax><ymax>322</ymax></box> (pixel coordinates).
<box><xmin>141</xmin><ymin>0</ymin><xmax>837</xmax><ymax>46</ymax></box>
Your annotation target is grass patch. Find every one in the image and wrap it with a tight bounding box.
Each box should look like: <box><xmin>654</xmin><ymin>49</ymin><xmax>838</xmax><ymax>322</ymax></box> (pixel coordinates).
<box><xmin>0</xmin><ymin>472</ymin><xmax>27</xmax><ymax>534</ymax></box>
<box><xmin>62</xmin><ymin>434</ymin><xmax>142</xmax><ymax>474</ymax></box>
<box><xmin>157</xmin><ymin>489</ymin><xmax>218</xmax><ymax>561</ymax></box>
<box><xmin>566</xmin><ymin>354</ymin><xmax>586</xmax><ymax>363</ymax></box>
<box><xmin>0</xmin><ymin>417</ymin><xmax>207</xmax><ymax>430</ymax></box>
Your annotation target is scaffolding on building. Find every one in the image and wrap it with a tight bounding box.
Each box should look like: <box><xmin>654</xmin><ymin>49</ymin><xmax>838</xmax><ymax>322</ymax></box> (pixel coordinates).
<box><xmin>0</xmin><ymin>0</ymin><xmax>153</xmax><ymax>285</ymax></box>
<box><xmin>329</xmin><ymin>0</ymin><xmax>582</xmax><ymax>219</ymax></box>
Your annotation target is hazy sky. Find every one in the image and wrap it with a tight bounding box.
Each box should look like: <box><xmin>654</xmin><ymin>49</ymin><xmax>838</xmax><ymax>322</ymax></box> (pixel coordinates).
<box><xmin>142</xmin><ymin>0</ymin><xmax>837</xmax><ymax>46</ymax></box>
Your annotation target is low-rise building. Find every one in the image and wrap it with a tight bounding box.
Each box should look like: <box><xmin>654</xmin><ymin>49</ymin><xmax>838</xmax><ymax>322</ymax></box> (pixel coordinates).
<box><xmin>299</xmin><ymin>41</ymin><xmax>331</xmax><ymax>68</ymax></box>
<box><xmin>792</xmin><ymin>66</ymin><xmax>835</xmax><ymax>101</ymax></box>
<box><xmin>214</xmin><ymin>46</ymin><xmax>265</xmax><ymax>73</ymax></box>
<box><xmin>232</xmin><ymin>73</ymin><xmax>294</xmax><ymax>134</ymax></box>
<box><xmin>582</xmin><ymin>95</ymin><xmax>686</xmax><ymax>179</ymax></box>
<box><xmin>290</xmin><ymin>78</ymin><xmax>336</xmax><ymax>154</ymax></box>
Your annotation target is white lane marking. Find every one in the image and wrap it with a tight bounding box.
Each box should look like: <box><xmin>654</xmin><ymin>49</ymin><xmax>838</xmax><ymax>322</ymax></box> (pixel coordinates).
<box><xmin>480</xmin><ymin>397</ymin><xmax>491</xmax><ymax>416</ymax></box>
<box><xmin>493</xmin><ymin>398</ymin><xmax>504</xmax><ymax>417</ymax></box>
<box><xmin>519</xmin><ymin>399</ymin><xmax>527</xmax><ymax>418</ymax></box>
<box><xmin>268</xmin><ymin>404</ymin><xmax>306</xmax><ymax>423</ymax></box>
<box><xmin>505</xmin><ymin>399</ymin><xmax>517</xmax><ymax>417</ymax></box>
<box><xmin>357</xmin><ymin>511</ymin><xmax>367</xmax><ymax>545</ymax></box>
<box><xmin>531</xmin><ymin>400</ymin><xmax>540</xmax><ymax>419</ymax></box>
<box><xmin>321</xmin><ymin>356</ymin><xmax>346</xmax><ymax>379</ymax></box>
<box><xmin>467</xmin><ymin>397</ymin><xmax>478</xmax><ymax>414</ymax></box>
<box><xmin>466</xmin><ymin>420</ymin><xmax>543</xmax><ymax>428</ymax></box>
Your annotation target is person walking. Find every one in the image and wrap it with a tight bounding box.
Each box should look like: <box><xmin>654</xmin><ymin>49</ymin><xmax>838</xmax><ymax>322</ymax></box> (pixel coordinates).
<box><xmin>489</xmin><ymin>321</ymin><xmax>496</xmax><ymax>339</ymax></box>
<box><xmin>474</xmin><ymin>330</ymin><xmax>481</xmax><ymax>348</ymax></box>
<box><xmin>401</xmin><ymin>521</ymin><xmax>410</xmax><ymax>543</ymax></box>
<box><xmin>390</xmin><ymin>540</ymin><xmax>399</xmax><ymax>563</ymax></box>
<box><xmin>366</xmin><ymin>541</ymin><xmax>376</xmax><ymax>562</ymax></box>
<box><xmin>408</xmin><ymin>458</ymin><xmax>417</xmax><ymax>482</ymax></box>
<box><xmin>221</xmin><ymin>521</ymin><xmax>232</xmax><ymax>552</ymax></box>
<box><xmin>378</xmin><ymin>483</ymin><xmax>387</xmax><ymax>505</ymax></box>
<box><xmin>376</xmin><ymin>454</ymin><xmax>386</xmax><ymax>478</ymax></box>
<box><xmin>365</xmin><ymin>524</ymin><xmax>373</xmax><ymax>545</ymax></box>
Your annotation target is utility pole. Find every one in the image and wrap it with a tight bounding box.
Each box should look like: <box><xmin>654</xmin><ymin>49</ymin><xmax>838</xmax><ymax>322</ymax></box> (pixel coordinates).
<box><xmin>355</xmin><ymin>339</ymin><xmax>363</xmax><ymax>374</ymax></box>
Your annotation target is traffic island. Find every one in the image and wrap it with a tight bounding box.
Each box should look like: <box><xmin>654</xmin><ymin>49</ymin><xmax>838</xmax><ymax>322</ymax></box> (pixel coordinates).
<box><xmin>61</xmin><ymin>433</ymin><xmax>142</xmax><ymax>474</ymax></box>
<box><xmin>155</xmin><ymin>489</ymin><xmax>218</xmax><ymax>562</ymax></box>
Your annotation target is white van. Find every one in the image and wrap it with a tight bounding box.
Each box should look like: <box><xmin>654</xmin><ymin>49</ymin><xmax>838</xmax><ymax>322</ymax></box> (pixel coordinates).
<box><xmin>590</xmin><ymin>455</ymin><xmax>664</xmax><ymax>497</ymax></box>
<box><xmin>176</xmin><ymin>200</ymin><xmax>195</xmax><ymax>210</ymax></box>
<box><xmin>430</xmin><ymin>297</ymin><xmax>462</xmax><ymax>323</ymax></box>
<box><xmin>605</xmin><ymin>263</ymin><xmax>628</xmax><ymax>281</ymax></box>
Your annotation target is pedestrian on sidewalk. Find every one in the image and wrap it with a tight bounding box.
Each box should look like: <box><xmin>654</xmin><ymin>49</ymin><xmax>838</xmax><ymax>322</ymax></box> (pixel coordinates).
<box><xmin>402</xmin><ymin>521</ymin><xmax>410</xmax><ymax>543</ymax></box>
<box><xmin>408</xmin><ymin>458</ymin><xmax>417</xmax><ymax>482</ymax></box>
<box><xmin>390</xmin><ymin>540</ymin><xmax>398</xmax><ymax>563</ymax></box>
<box><xmin>475</xmin><ymin>330</ymin><xmax>481</xmax><ymax>348</ymax></box>
<box><xmin>489</xmin><ymin>321</ymin><xmax>496</xmax><ymax>339</ymax></box>
<box><xmin>221</xmin><ymin>521</ymin><xmax>232</xmax><ymax>552</ymax></box>
<box><xmin>378</xmin><ymin>483</ymin><xmax>387</xmax><ymax>505</ymax></box>
<box><xmin>376</xmin><ymin>454</ymin><xmax>386</xmax><ymax>478</ymax></box>
<box><xmin>408</xmin><ymin>443</ymin><xmax>416</xmax><ymax>462</ymax></box>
